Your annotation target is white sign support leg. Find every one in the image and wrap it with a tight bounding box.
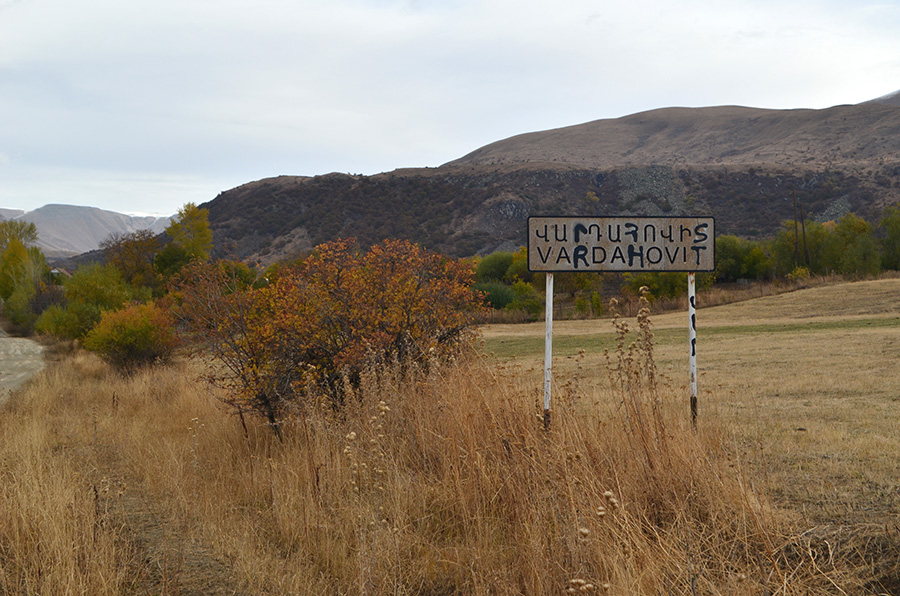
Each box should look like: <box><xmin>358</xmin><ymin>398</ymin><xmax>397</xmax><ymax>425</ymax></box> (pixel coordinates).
<box><xmin>688</xmin><ymin>272</ymin><xmax>698</xmax><ymax>427</ymax></box>
<box><xmin>543</xmin><ymin>272</ymin><xmax>554</xmax><ymax>430</ymax></box>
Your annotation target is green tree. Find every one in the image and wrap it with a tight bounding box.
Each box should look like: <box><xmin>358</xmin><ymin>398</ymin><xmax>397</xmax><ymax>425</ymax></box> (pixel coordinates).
<box><xmin>771</xmin><ymin>220</ymin><xmax>831</xmax><ymax>276</ymax></box>
<box><xmin>35</xmin><ymin>264</ymin><xmax>134</xmax><ymax>340</ymax></box>
<box><xmin>741</xmin><ymin>245</ymin><xmax>772</xmax><ymax>280</ymax></box>
<box><xmin>554</xmin><ymin>271</ymin><xmax>599</xmax><ymax>299</ymax></box>
<box><xmin>476</xmin><ymin>251</ymin><xmax>514</xmax><ymax>282</ymax></box>
<box><xmin>474</xmin><ymin>281</ymin><xmax>515</xmax><ymax>309</ymax></box>
<box><xmin>504</xmin><ymin>246</ymin><xmax>534</xmax><ymax>283</ymax></box>
<box><xmin>507</xmin><ymin>280</ymin><xmax>543</xmax><ymax>319</ymax></box>
<box><xmin>64</xmin><ymin>264</ymin><xmax>134</xmax><ymax>310</ymax></box>
<box><xmin>0</xmin><ymin>224</ymin><xmax>52</xmax><ymax>332</ymax></box>
<box><xmin>100</xmin><ymin>229</ymin><xmax>162</xmax><ymax>292</ymax></box>
<box><xmin>625</xmin><ymin>271</ymin><xmax>687</xmax><ymax>301</ymax></box>
<box><xmin>4</xmin><ymin>286</ymin><xmax>39</xmax><ymax>329</ymax></box>
<box><xmin>831</xmin><ymin>213</ymin><xmax>880</xmax><ymax>276</ymax></box>
<box><xmin>0</xmin><ymin>241</ymin><xmax>47</xmax><ymax>301</ymax></box>
<box><xmin>771</xmin><ymin>215</ymin><xmax>880</xmax><ymax>277</ymax></box>
<box><xmin>0</xmin><ymin>220</ymin><xmax>38</xmax><ymax>251</ymax></box>
<box><xmin>165</xmin><ymin>203</ymin><xmax>213</xmax><ymax>261</ymax></box>
<box><xmin>624</xmin><ymin>271</ymin><xmax>714</xmax><ymax>302</ymax></box>
<box><xmin>714</xmin><ymin>235</ymin><xmax>772</xmax><ymax>282</ymax></box>
<box><xmin>879</xmin><ymin>205</ymin><xmax>900</xmax><ymax>271</ymax></box>
<box><xmin>0</xmin><ymin>239</ymin><xmax>32</xmax><ymax>301</ymax></box>
<box><xmin>154</xmin><ymin>243</ymin><xmax>193</xmax><ymax>278</ymax></box>
<box><xmin>714</xmin><ymin>235</ymin><xmax>746</xmax><ymax>283</ymax></box>
<box><xmin>216</xmin><ymin>259</ymin><xmax>260</xmax><ymax>290</ymax></box>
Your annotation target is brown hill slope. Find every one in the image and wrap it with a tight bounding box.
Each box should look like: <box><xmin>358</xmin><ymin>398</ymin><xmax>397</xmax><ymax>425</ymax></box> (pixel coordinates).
<box><xmin>204</xmin><ymin>98</ymin><xmax>900</xmax><ymax>264</ymax></box>
<box><xmin>447</xmin><ymin>103</ymin><xmax>900</xmax><ymax>170</ymax></box>
<box><xmin>868</xmin><ymin>89</ymin><xmax>900</xmax><ymax>108</ymax></box>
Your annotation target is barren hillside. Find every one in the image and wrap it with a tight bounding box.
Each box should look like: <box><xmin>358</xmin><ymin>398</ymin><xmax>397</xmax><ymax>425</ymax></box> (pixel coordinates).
<box><xmin>447</xmin><ymin>103</ymin><xmax>900</xmax><ymax>170</ymax></box>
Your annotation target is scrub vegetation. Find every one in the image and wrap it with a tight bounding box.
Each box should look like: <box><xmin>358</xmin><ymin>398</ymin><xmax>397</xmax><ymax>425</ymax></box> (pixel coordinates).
<box><xmin>2</xmin><ymin>282</ymin><xmax>899</xmax><ymax>593</ymax></box>
<box><xmin>5</xmin><ymin>200</ymin><xmax>900</xmax><ymax>593</ymax></box>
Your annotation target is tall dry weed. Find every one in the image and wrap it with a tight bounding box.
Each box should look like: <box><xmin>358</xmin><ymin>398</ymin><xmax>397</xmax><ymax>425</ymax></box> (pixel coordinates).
<box><xmin>0</xmin><ymin>356</ymin><xmax>135</xmax><ymax>595</ymax></box>
<box><xmin>178</xmin><ymin>310</ymin><xmax>856</xmax><ymax>594</ymax></box>
<box><xmin>0</xmin><ymin>313</ymin><xmax>870</xmax><ymax>594</ymax></box>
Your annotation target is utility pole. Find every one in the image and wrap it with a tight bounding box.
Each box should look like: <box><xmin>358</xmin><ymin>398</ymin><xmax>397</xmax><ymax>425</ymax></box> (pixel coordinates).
<box><xmin>792</xmin><ymin>193</ymin><xmax>801</xmax><ymax>268</ymax></box>
<box><xmin>799</xmin><ymin>199</ymin><xmax>810</xmax><ymax>268</ymax></box>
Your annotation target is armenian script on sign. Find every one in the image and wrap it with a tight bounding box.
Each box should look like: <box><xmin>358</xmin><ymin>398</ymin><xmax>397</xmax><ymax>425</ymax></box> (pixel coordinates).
<box><xmin>527</xmin><ymin>216</ymin><xmax>716</xmax><ymax>272</ymax></box>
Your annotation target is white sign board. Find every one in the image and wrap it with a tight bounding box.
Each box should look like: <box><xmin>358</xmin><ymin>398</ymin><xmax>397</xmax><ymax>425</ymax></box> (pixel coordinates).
<box><xmin>528</xmin><ymin>216</ymin><xmax>715</xmax><ymax>272</ymax></box>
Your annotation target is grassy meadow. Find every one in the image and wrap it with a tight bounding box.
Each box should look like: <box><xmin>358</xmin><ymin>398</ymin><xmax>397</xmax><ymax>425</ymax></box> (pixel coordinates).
<box><xmin>484</xmin><ymin>278</ymin><xmax>900</xmax><ymax>526</ymax></box>
<box><xmin>2</xmin><ymin>278</ymin><xmax>900</xmax><ymax>594</ymax></box>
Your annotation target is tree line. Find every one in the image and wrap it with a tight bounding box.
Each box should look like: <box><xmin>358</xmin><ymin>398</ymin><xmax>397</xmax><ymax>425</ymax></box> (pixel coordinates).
<box><xmin>3</xmin><ymin>205</ymin><xmax>899</xmax><ymax>432</ymax></box>
<box><xmin>474</xmin><ymin>209</ymin><xmax>900</xmax><ymax>312</ymax></box>
<box><xmin>717</xmin><ymin>208</ymin><xmax>900</xmax><ymax>281</ymax></box>
<box><xmin>0</xmin><ymin>203</ymin><xmax>213</xmax><ymax>338</ymax></box>
<box><xmin>5</xmin><ymin>208</ymin><xmax>898</xmax><ymax>336</ymax></box>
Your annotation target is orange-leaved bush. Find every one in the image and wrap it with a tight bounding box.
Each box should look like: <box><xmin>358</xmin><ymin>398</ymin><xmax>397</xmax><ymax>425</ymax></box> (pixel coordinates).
<box><xmin>177</xmin><ymin>239</ymin><xmax>483</xmax><ymax>433</ymax></box>
<box><xmin>83</xmin><ymin>302</ymin><xmax>179</xmax><ymax>372</ymax></box>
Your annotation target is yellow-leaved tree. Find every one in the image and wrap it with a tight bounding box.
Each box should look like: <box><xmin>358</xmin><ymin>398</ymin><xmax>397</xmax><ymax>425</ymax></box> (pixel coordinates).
<box><xmin>0</xmin><ymin>221</ymin><xmax>50</xmax><ymax>331</ymax></box>
<box><xmin>156</xmin><ymin>203</ymin><xmax>213</xmax><ymax>276</ymax></box>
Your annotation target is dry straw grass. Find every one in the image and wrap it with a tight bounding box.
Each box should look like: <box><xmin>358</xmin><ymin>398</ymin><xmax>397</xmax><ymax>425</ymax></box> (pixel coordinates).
<box><xmin>0</xmin><ymin>300</ymin><xmax>880</xmax><ymax>594</ymax></box>
<box><xmin>0</xmin><ymin>357</ymin><xmax>134</xmax><ymax>594</ymax></box>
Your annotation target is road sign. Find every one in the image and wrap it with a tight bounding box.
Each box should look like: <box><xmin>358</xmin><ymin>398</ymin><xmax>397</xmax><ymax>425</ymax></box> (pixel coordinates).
<box><xmin>528</xmin><ymin>216</ymin><xmax>715</xmax><ymax>272</ymax></box>
<box><xmin>529</xmin><ymin>215</ymin><xmax>716</xmax><ymax>429</ymax></box>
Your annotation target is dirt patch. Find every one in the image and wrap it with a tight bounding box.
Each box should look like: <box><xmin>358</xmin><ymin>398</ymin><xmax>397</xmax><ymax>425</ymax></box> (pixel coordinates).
<box><xmin>104</xmin><ymin>488</ymin><xmax>247</xmax><ymax>596</ymax></box>
<box><xmin>87</xmin><ymin>436</ymin><xmax>248</xmax><ymax>595</ymax></box>
<box><xmin>0</xmin><ymin>327</ymin><xmax>45</xmax><ymax>404</ymax></box>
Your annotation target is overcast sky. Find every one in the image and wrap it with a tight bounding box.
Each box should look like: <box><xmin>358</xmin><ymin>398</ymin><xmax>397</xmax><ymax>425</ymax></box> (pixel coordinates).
<box><xmin>2</xmin><ymin>0</ymin><xmax>899</xmax><ymax>216</ymax></box>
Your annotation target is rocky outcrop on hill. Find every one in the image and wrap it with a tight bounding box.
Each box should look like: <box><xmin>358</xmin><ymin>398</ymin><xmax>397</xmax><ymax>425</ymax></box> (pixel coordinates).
<box><xmin>205</xmin><ymin>163</ymin><xmax>896</xmax><ymax>265</ymax></box>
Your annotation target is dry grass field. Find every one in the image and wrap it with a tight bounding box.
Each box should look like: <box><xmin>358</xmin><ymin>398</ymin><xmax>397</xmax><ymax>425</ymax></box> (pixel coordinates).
<box><xmin>484</xmin><ymin>278</ymin><xmax>900</xmax><ymax>586</ymax></box>
<box><xmin>2</xmin><ymin>278</ymin><xmax>900</xmax><ymax>594</ymax></box>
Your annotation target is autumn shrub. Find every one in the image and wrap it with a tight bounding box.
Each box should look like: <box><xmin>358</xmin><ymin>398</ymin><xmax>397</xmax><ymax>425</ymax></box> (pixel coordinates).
<box><xmin>786</xmin><ymin>265</ymin><xmax>811</xmax><ymax>282</ymax></box>
<box><xmin>84</xmin><ymin>302</ymin><xmax>179</xmax><ymax>372</ymax></box>
<box><xmin>178</xmin><ymin>238</ymin><xmax>484</xmax><ymax>431</ymax></box>
<box><xmin>35</xmin><ymin>264</ymin><xmax>135</xmax><ymax>340</ymax></box>
<box><xmin>36</xmin><ymin>302</ymin><xmax>94</xmax><ymax>340</ymax></box>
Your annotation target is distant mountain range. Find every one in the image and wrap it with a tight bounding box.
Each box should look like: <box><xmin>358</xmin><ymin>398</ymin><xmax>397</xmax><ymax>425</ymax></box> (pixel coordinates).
<box><xmin>0</xmin><ymin>204</ymin><xmax>171</xmax><ymax>258</ymax></box>
<box><xmin>201</xmin><ymin>90</ymin><xmax>900</xmax><ymax>264</ymax></box>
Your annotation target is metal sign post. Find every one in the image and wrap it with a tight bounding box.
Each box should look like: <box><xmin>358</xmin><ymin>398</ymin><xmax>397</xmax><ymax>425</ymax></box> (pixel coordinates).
<box><xmin>688</xmin><ymin>272</ymin><xmax>698</xmax><ymax>427</ymax></box>
<box><xmin>543</xmin><ymin>272</ymin><xmax>553</xmax><ymax>430</ymax></box>
<box><xmin>527</xmin><ymin>216</ymin><xmax>715</xmax><ymax>428</ymax></box>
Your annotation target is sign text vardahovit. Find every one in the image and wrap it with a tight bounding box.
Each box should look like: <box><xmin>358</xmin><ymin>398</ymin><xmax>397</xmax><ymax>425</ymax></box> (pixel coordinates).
<box><xmin>528</xmin><ymin>216</ymin><xmax>715</xmax><ymax>272</ymax></box>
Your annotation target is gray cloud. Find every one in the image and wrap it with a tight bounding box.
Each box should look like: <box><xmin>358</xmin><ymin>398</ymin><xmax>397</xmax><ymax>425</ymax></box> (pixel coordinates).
<box><xmin>1</xmin><ymin>0</ymin><xmax>899</xmax><ymax>215</ymax></box>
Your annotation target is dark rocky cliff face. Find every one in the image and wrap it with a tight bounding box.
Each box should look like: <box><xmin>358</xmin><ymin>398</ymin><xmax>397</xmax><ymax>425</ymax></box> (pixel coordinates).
<box><xmin>204</xmin><ymin>162</ymin><xmax>897</xmax><ymax>265</ymax></box>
